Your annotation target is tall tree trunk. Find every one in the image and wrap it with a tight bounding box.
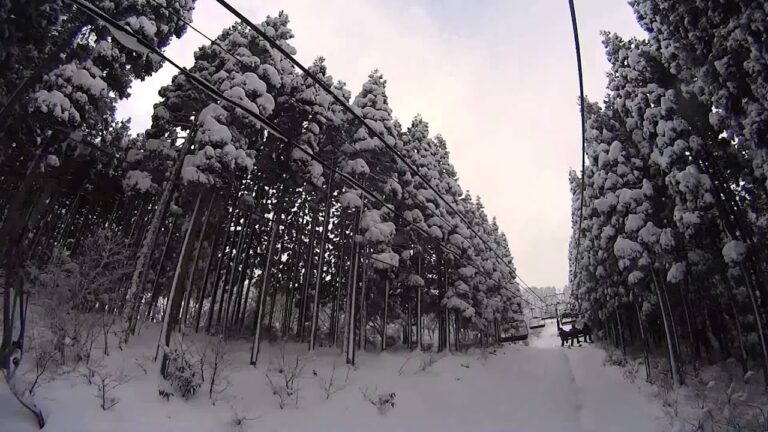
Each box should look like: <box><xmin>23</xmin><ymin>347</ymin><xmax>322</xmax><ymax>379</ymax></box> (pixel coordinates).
<box><xmin>652</xmin><ymin>269</ymin><xmax>681</xmax><ymax>387</ymax></box>
<box><xmin>660</xmin><ymin>278</ymin><xmax>682</xmax><ymax>367</ymax></box>
<box><xmin>726</xmin><ymin>286</ymin><xmax>749</xmax><ymax>374</ymax></box>
<box><xmin>144</xmin><ymin>215</ymin><xmax>178</xmax><ymax>321</ymax></box>
<box><xmin>332</xmin><ymin>225</ymin><xmax>346</xmax><ymax>347</ymax></box>
<box><xmin>236</xmin><ymin>226</ymin><xmax>258</xmax><ymax>329</ymax></box>
<box><xmin>309</xmin><ymin>176</ymin><xmax>334</xmax><ymax>351</ymax></box>
<box><xmin>298</xmin><ymin>213</ymin><xmax>318</xmax><ymax>341</ymax></box>
<box><xmin>382</xmin><ymin>278</ymin><xmax>390</xmax><ymax>351</ymax></box>
<box><xmin>159</xmin><ymin>191</ymin><xmax>204</xmax><ymax>370</ymax></box>
<box><xmin>194</xmin><ymin>228</ymin><xmax>220</xmax><ymax>333</ymax></box>
<box><xmin>634</xmin><ymin>300</ymin><xmax>651</xmax><ymax>382</ymax></box>
<box><xmin>281</xmin><ymin>227</ymin><xmax>302</xmax><ymax>337</ymax></box>
<box><xmin>679</xmin><ymin>277</ymin><xmax>699</xmax><ymax>370</ymax></box>
<box><xmin>127</xmin><ymin>124</ymin><xmax>198</xmax><ymax>338</ymax></box>
<box><xmin>417</xmin><ymin>255</ymin><xmax>423</xmax><ymax>351</ymax></box>
<box><xmin>738</xmin><ymin>264</ymin><xmax>768</xmax><ymax>389</ymax></box>
<box><xmin>267</xmin><ymin>230</ymin><xmax>288</xmax><ymax>332</ymax></box>
<box><xmin>231</xmin><ymin>221</ymin><xmax>256</xmax><ymax>329</ymax></box>
<box><xmin>181</xmin><ymin>194</ymin><xmax>215</xmax><ymax>328</ymax></box>
<box><xmin>616</xmin><ymin>307</ymin><xmax>626</xmax><ymax>356</ymax></box>
<box><xmin>250</xmin><ymin>212</ymin><xmax>280</xmax><ymax>366</ymax></box>
<box><xmin>345</xmin><ymin>212</ymin><xmax>361</xmax><ymax>365</ymax></box>
<box><xmin>358</xmin><ymin>260</ymin><xmax>370</xmax><ymax>352</ymax></box>
<box><xmin>224</xmin><ymin>216</ymin><xmax>250</xmax><ymax>333</ymax></box>
<box><xmin>405</xmin><ymin>303</ymin><xmax>412</xmax><ymax>349</ymax></box>
<box><xmin>206</xmin><ymin>216</ymin><xmax>236</xmax><ymax>333</ymax></box>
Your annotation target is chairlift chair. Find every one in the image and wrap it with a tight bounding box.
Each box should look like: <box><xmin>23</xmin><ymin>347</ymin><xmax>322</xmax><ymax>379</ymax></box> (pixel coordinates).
<box><xmin>499</xmin><ymin>320</ymin><xmax>529</xmax><ymax>343</ymax></box>
<box><xmin>528</xmin><ymin>316</ymin><xmax>545</xmax><ymax>329</ymax></box>
<box><xmin>560</xmin><ymin>311</ymin><xmax>577</xmax><ymax>326</ymax></box>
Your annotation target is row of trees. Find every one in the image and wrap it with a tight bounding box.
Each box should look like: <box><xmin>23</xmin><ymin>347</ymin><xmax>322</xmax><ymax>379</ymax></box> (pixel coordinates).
<box><xmin>569</xmin><ymin>0</ymin><xmax>768</xmax><ymax>389</ymax></box>
<box><xmin>0</xmin><ymin>1</ymin><xmax>524</xmax><ymax>424</ymax></box>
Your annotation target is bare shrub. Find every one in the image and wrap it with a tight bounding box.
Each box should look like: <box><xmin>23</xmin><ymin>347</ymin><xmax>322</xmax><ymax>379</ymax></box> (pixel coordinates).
<box><xmin>398</xmin><ymin>353</ymin><xmax>439</xmax><ymax>375</ymax></box>
<box><xmin>229</xmin><ymin>404</ymin><xmax>260</xmax><ymax>432</ymax></box>
<box><xmin>205</xmin><ymin>336</ymin><xmax>231</xmax><ymax>405</ymax></box>
<box><xmin>87</xmin><ymin>364</ymin><xmax>130</xmax><ymax>410</ymax></box>
<box><xmin>417</xmin><ymin>353</ymin><xmax>439</xmax><ymax>373</ymax></box>
<box><xmin>398</xmin><ymin>355</ymin><xmax>416</xmax><ymax>376</ymax></box>
<box><xmin>360</xmin><ymin>385</ymin><xmax>396</xmax><ymax>414</ymax></box>
<box><xmin>265</xmin><ymin>345</ymin><xmax>306</xmax><ymax>409</ymax></box>
<box><xmin>317</xmin><ymin>360</ymin><xmax>351</xmax><ymax>400</ymax></box>
<box><xmin>24</xmin><ymin>333</ymin><xmax>58</xmax><ymax>395</ymax></box>
<box><xmin>31</xmin><ymin>229</ymin><xmax>133</xmax><ymax>364</ymax></box>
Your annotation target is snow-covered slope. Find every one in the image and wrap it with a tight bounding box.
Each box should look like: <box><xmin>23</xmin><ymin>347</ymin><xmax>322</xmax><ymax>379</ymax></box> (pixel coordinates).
<box><xmin>1</xmin><ymin>321</ymin><xmax>670</xmax><ymax>432</ymax></box>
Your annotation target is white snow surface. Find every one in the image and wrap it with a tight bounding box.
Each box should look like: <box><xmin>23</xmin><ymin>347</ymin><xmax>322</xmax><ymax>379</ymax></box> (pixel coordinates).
<box><xmin>1</xmin><ymin>322</ymin><xmax>671</xmax><ymax>432</ymax></box>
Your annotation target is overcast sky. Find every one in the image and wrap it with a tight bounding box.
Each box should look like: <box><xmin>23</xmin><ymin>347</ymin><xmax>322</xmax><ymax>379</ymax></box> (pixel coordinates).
<box><xmin>116</xmin><ymin>0</ymin><xmax>646</xmax><ymax>289</ymax></box>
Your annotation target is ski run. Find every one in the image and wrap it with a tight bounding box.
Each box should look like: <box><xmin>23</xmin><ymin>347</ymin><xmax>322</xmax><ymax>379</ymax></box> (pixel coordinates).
<box><xmin>2</xmin><ymin>321</ymin><xmax>670</xmax><ymax>432</ymax></box>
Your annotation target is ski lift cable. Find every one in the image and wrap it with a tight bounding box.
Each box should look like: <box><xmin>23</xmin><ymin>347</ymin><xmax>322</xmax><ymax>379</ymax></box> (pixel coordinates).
<box><xmin>212</xmin><ymin>0</ymin><xmax>546</xmax><ymax>305</ymax></box>
<box><xmin>133</xmin><ymin>0</ymin><xmax>538</xmax><ymax>307</ymax></box>
<box><xmin>65</xmin><ymin>0</ymin><xmax>535</xmax><ymax>309</ymax></box>
<box><xmin>569</xmin><ymin>0</ymin><xmax>587</xmax><ymax>298</ymax></box>
<box><xmin>144</xmin><ymin>0</ymin><xmax>457</xmax><ymax>234</ymax></box>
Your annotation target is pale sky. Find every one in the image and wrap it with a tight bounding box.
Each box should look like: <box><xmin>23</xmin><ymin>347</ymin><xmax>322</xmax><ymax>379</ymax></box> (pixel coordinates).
<box><xmin>116</xmin><ymin>0</ymin><xmax>646</xmax><ymax>289</ymax></box>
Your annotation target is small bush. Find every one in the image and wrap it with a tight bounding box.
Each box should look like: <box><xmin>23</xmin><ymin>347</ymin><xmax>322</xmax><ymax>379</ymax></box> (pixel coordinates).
<box><xmin>163</xmin><ymin>348</ymin><xmax>202</xmax><ymax>400</ymax></box>
<box><xmin>360</xmin><ymin>386</ymin><xmax>396</xmax><ymax>414</ymax></box>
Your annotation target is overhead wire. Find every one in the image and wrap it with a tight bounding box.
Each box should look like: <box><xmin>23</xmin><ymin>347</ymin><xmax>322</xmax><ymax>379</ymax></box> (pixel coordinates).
<box><xmin>212</xmin><ymin>0</ymin><xmax>546</xmax><ymax>305</ymax></box>
<box><xmin>145</xmin><ymin>0</ymin><xmax>462</xmax><ymax>235</ymax></box>
<box><xmin>66</xmin><ymin>0</ymin><xmax>534</xmax><ymax>310</ymax></box>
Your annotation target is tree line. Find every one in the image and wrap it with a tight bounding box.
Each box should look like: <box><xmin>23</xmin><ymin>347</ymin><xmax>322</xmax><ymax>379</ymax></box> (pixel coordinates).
<box><xmin>569</xmin><ymin>0</ymin><xmax>768</xmax><ymax>389</ymax></box>
<box><xmin>0</xmin><ymin>1</ymin><xmax>524</xmax><ymax>424</ymax></box>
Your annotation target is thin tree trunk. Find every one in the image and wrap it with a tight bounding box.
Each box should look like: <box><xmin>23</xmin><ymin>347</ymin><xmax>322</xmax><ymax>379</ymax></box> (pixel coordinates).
<box><xmin>236</xmin><ymin>227</ymin><xmax>258</xmax><ymax>329</ymax></box>
<box><xmin>206</xmin><ymin>216</ymin><xmax>236</xmax><ymax>334</ymax></box>
<box><xmin>616</xmin><ymin>307</ymin><xmax>626</xmax><ymax>356</ymax></box>
<box><xmin>309</xmin><ymin>176</ymin><xmax>334</xmax><ymax>351</ymax></box>
<box><xmin>345</xmin><ymin>213</ymin><xmax>361</xmax><ymax>365</ymax></box>
<box><xmin>382</xmin><ymin>278</ymin><xmax>390</xmax><ymax>351</ymax></box>
<box><xmin>652</xmin><ymin>269</ymin><xmax>681</xmax><ymax>387</ymax></box>
<box><xmin>281</xmin><ymin>229</ymin><xmax>302</xmax><ymax>337</ymax></box>
<box><xmin>358</xmin><ymin>260</ymin><xmax>369</xmax><ymax>352</ymax></box>
<box><xmin>417</xmin><ymin>256</ymin><xmax>423</xmax><ymax>351</ymax></box>
<box><xmin>267</xmin><ymin>230</ymin><xmax>288</xmax><ymax>331</ymax></box>
<box><xmin>144</xmin><ymin>215</ymin><xmax>178</xmax><ymax>321</ymax></box>
<box><xmin>726</xmin><ymin>286</ymin><xmax>749</xmax><ymax>374</ymax></box>
<box><xmin>158</xmin><ymin>192</ymin><xmax>203</xmax><ymax>369</ymax></box>
<box><xmin>332</xmin><ymin>225</ymin><xmax>346</xmax><ymax>347</ymax></box>
<box><xmin>181</xmin><ymin>194</ymin><xmax>215</xmax><ymax>327</ymax></box>
<box><xmin>231</xmin><ymin>221</ymin><xmax>256</xmax><ymax>329</ymax></box>
<box><xmin>738</xmin><ymin>263</ymin><xmax>768</xmax><ymax>389</ymax></box>
<box><xmin>223</xmin><ymin>216</ymin><xmax>249</xmax><ymax>333</ymax></box>
<box><xmin>298</xmin><ymin>213</ymin><xmax>318</xmax><ymax>341</ymax></box>
<box><xmin>127</xmin><ymin>121</ymin><xmax>199</xmax><ymax>337</ymax></box>
<box><xmin>634</xmin><ymin>300</ymin><xmax>651</xmax><ymax>382</ymax></box>
<box><xmin>194</xmin><ymin>228</ymin><xmax>220</xmax><ymax>333</ymax></box>
<box><xmin>679</xmin><ymin>277</ymin><xmax>699</xmax><ymax>370</ymax></box>
<box><xmin>250</xmin><ymin>212</ymin><xmax>280</xmax><ymax>366</ymax></box>
<box><xmin>660</xmin><ymin>278</ymin><xmax>682</xmax><ymax>367</ymax></box>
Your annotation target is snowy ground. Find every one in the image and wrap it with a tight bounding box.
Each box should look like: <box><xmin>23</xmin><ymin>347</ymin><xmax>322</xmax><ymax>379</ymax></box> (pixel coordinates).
<box><xmin>1</xmin><ymin>321</ymin><xmax>671</xmax><ymax>432</ymax></box>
